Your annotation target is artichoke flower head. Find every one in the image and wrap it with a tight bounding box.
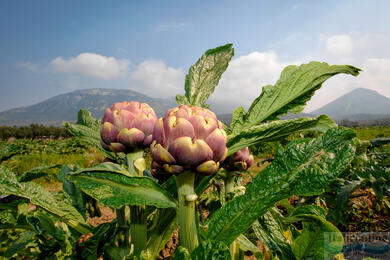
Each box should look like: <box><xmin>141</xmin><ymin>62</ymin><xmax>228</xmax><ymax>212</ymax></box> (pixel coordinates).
<box><xmin>100</xmin><ymin>101</ymin><xmax>157</xmax><ymax>152</ymax></box>
<box><xmin>150</xmin><ymin>105</ymin><xmax>228</xmax><ymax>176</ymax></box>
<box><xmin>224</xmin><ymin>147</ymin><xmax>254</xmax><ymax>171</ymax></box>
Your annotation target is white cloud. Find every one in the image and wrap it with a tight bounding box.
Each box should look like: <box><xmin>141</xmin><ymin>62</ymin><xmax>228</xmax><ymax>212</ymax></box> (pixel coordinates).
<box><xmin>325</xmin><ymin>34</ymin><xmax>353</xmax><ymax>56</ymax></box>
<box><xmin>304</xmin><ymin>32</ymin><xmax>390</xmax><ymax>112</ymax></box>
<box><xmin>211</xmin><ymin>51</ymin><xmax>297</xmax><ymax>110</ymax></box>
<box><xmin>211</xmin><ymin>32</ymin><xmax>390</xmax><ymax>114</ymax></box>
<box><xmin>130</xmin><ymin>60</ymin><xmax>184</xmax><ymax>98</ymax></box>
<box><xmin>51</xmin><ymin>53</ymin><xmax>130</xmax><ymax>79</ymax></box>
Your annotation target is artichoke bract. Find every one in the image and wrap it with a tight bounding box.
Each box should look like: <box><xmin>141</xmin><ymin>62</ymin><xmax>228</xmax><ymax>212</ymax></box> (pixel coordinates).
<box><xmin>100</xmin><ymin>101</ymin><xmax>157</xmax><ymax>152</ymax></box>
<box><xmin>150</xmin><ymin>105</ymin><xmax>228</xmax><ymax>176</ymax></box>
<box><xmin>224</xmin><ymin>147</ymin><xmax>254</xmax><ymax>171</ymax></box>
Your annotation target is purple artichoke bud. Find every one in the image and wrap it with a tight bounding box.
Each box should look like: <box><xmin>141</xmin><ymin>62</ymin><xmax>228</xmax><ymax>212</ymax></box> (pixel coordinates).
<box><xmin>100</xmin><ymin>101</ymin><xmax>157</xmax><ymax>152</ymax></box>
<box><xmin>224</xmin><ymin>147</ymin><xmax>254</xmax><ymax>171</ymax></box>
<box><xmin>150</xmin><ymin>105</ymin><xmax>228</xmax><ymax>176</ymax></box>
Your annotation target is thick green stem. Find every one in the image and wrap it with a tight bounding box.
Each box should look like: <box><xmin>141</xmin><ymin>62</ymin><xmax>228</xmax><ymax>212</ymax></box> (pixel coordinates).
<box><xmin>130</xmin><ymin>205</ymin><xmax>147</xmax><ymax>255</ymax></box>
<box><xmin>126</xmin><ymin>150</ymin><xmax>147</xmax><ymax>255</ymax></box>
<box><xmin>126</xmin><ymin>150</ymin><xmax>144</xmax><ymax>176</ymax></box>
<box><xmin>224</xmin><ymin>171</ymin><xmax>241</xmax><ymax>260</ymax></box>
<box><xmin>117</xmin><ymin>206</ymin><xmax>130</xmax><ymax>248</ymax></box>
<box><xmin>176</xmin><ymin>171</ymin><xmax>199</xmax><ymax>253</ymax></box>
<box><xmin>224</xmin><ymin>171</ymin><xmax>235</xmax><ymax>199</ymax></box>
<box><xmin>230</xmin><ymin>241</ymin><xmax>241</xmax><ymax>260</ymax></box>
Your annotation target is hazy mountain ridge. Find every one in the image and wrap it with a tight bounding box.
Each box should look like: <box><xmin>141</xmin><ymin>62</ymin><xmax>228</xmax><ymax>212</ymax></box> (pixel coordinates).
<box><xmin>0</xmin><ymin>88</ymin><xmax>176</xmax><ymax>126</ymax></box>
<box><xmin>312</xmin><ymin>88</ymin><xmax>390</xmax><ymax>118</ymax></box>
<box><xmin>0</xmin><ymin>87</ymin><xmax>389</xmax><ymax>126</ymax></box>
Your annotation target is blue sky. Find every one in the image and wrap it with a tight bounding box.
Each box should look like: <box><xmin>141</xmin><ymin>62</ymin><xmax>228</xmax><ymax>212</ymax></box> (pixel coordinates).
<box><xmin>1</xmin><ymin>0</ymin><xmax>390</xmax><ymax>113</ymax></box>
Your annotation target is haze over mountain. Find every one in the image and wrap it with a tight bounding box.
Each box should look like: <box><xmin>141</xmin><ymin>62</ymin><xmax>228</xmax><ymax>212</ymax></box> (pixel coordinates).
<box><xmin>0</xmin><ymin>87</ymin><xmax>389</xmax><ymax>126</ymax></box>
<box><xmin>312</xmin><ymin>88</ymin><xmax>390</xmax><ymax>119</ymax></box>
<box><xmin>0</xmin><ymin>89</ymin><xmax>176</xmax><ymax>126</ymax></box>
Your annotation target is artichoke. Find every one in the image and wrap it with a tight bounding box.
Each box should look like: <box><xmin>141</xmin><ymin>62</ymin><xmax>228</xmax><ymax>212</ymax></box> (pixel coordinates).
<box><xmin>150</xmin><ymin>105</ymin><xmax>228</xmax><ymax>176</ymax></box>
<box><xmin>224</xmin><ymin>147</ymin><xmax>254</xmax><ymax>171</ymax></box>
<box><xmin>100</xmin><ymin>101</ymin><xmax>157</xmax><ymax>152</ymax></box>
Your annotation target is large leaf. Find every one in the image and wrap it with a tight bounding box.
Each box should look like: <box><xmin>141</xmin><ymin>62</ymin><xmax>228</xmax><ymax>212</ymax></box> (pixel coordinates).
<box><xmin>144</xmin><ymin>208</ymin><xmax>177</xmax><ymax>258</ymax></box>
<box><xmin>0</xmin><ymin>166</ymin><xmax>89</xmax><ymax>234</ymax></box>
<box><xmin>227</xmin><ymin>115</ymin><xmax>336</xmax><ymax>156</ymax></box>
<box><xmin>18</xmin><ymin>164</ymin><xmax>61</xmax><ymax>182</ymax></box>
<box><xmin>252</xmin><ymin>210</ymin><xmax>295</xmax><ymax>259</ymax></box>
<box><xmin>64</xmin><ymin>110</ymin><xmax>125</xmax><ymax>163</ymax></box>
<box><xmin>206</xmin><ymin>127</ymin><xmax>356</xmax><ymax>244</ymax></box>
<box><xmin>67</xmin><ymin>163</ymin><xmax>177</xmax><ymax>209</ymax></box>
<box><xmin>235</xmin><ymin>234</ymin><xmax>263</xmax><ymax>258</ymax></box>
<box><xmin>4</xmin><ymin>231</ymin><xmax>35</xmax><ymax>258</ymax></box>
<box><xmin>190</xmin><ymin>240</ymin><xmax>231</xmax><ymax>260</ymax></box>
<box><xmin>58</xmin><ymin>165</ymin><xmax>102</xmax><ymax>220</ymax></box>
<box><xmin>0</xmin><ymin>143</ymin><xmax>20</xmax><ymax>162</ymax></box>
<box><xmin>326</xmin><ymin>178</ymin><xmax>363</xmax><ymax>224</ymax></box>
<box><xmin>229</xmin><ymin>62</ymin><xmax>360</xmax><ymax>135</ymax></box>
<box><xmin>176</xmin><ymin>44</ymin><xmax>234</xmax><ymax>107</ymax></box>
<box><xmin>288</xmin><ymin>214</ymin><xmax>344</xmax><ymax>260</ymax></box>
<box><xmin>77</xmin><ymin>109</ymin><xmax>101</xmax><ymax>131</ymax></box>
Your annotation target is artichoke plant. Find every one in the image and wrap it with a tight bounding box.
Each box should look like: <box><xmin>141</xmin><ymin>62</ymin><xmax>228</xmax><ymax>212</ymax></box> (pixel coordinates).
<box><xmin>150</xmin><ymin>104</ymin><xmax>228</xmax><ymax>252</ymax></box>
<box><xmin>223</xmin><ymin>147</ymin><xmax>254</xmax><ymax>201</ymax></box>
<box><xmin>150</xmin><ymin>104</ymin><xmax>228</xmax><ymax>176</ymax></box>
<box><xmin>100</xmin><ymin>101</ymin><xmax>157</xmax><ymax>255</ymax></box>
<box><xmin>100</xmin><ymin>101</ymin><xmax>157</xmax><ymax>153</ymax></box>
<box><xmin>224</xmin><ymin>147</ymin><xmax>254</xmax><ymax>171</ymax></box>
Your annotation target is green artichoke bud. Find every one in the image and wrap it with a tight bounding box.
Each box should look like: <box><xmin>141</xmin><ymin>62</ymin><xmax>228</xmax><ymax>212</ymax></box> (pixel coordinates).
<box><xmin>150</xmin><ymin>105</ymin><xmax>228</xmax><ymax>176</ymax></box>
<box><xmin>100</xmin><ymin>101</ymin><xmax>157</xmax><ymax>152</ymax></box>
<box><xmin>224</xmin><ymin>147</ymin><xmax>254</xmax><ymax>171</ymax></box>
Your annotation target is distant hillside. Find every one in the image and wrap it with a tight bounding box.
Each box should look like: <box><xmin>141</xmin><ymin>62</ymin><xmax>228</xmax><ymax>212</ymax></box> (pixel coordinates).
<box><xmin>312</xmin><ymin>88</ymin><xmax>390</xmax><ymax>119</ymax></box>
<box><xmin>0</xmin><ymin>88</ymin><xmax>176</xmax><ymax>126</ymax></box>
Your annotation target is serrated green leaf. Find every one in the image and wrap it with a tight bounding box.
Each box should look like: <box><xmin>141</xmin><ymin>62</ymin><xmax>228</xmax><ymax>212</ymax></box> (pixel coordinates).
<box><xmin>145</xmin><ymin>208</ymin><xmax>177</xmax><ymax>258</ymax></box>
<box><xmin>235</xmin><ymin>234</ymin><xmax>263</xmax><ymax>258</ymax></box>
<box><xmin>58</xmin><ymin>165</ymin><xmax>90</xmax><ymax>220</ymax></box>
<box><xmin>18</xmin><ymin>164</ymin><xmax>60</xmax><ymax>182</ymax></box>
<box><xmin>77</xmin><ymin>109</ymin><xmax>101</xmax><ymax>131</ymax></box>
<box><xmin>288</xmin><ymin>214</ymin><xmax>343</xmax><ymax>260</ymax></box>
<box><xmin>290</xmin><ymin>205</ymin><xmax>327</xmax><ymax>219</ymax></box>
<box><xmin>0</xmin><ymin>143</ymin><xmax>20</xmax><ymax>162</ymax></box>
<box><xmin>229</xmin><ymin>62</ymin><xmax>360</xmax><ymax>135</ymax></box>
<box><xmin>177</xmin><ymin>44</ymin><xmax>234</xmax><ymax>107</ymax></box>
<box><xmin>252</xmin><ymin>211</ymin><xmax>295</xmax><ymax>259</ymax></box>
<box><xmin>190</xmin><ymin>240</ymin><xmax>231</xmax><ymax>260</ymax></box>
<box><xmin>206</xmin><ymin>127</ymin><xmax>356</xmax><ymax>244</ymax></box>
<box><xmin>67</xmin><ymin>163</ymin><xmax>177</xmax><ymax>209</ymax></box>
<box><xmin>227</xmin><ymin>115</ymin><xmax>336</xmax><ymax>156</ymax></box>
<box><xmin>4</xmin><ymin>231</ymin><xmax>35</xmax><ymax>258</ymax></box>
<box><xmin>0</xmin><ymin>166</ymin><xmax>89</xmax><ymax>235</ymax></box>
<box><xmin>228</xmin><ymin>107</ymin><xmax>246</xmax><ymax>135</ymax></box>
<box><xmin>64</xmin><ymin>110</ymin><xmax>125</xmax><ymax>163</ymax></box>
<box><xmin>176</xmin><ymin>94</ymin><xmax>190</xmax><ymax>106</ymax></box>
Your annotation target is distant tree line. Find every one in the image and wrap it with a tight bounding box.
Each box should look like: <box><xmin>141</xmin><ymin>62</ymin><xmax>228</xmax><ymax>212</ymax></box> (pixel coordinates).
<box><xmin>338</xmin><ymin>118</ymin><xmax>390</xmax><ymax>127</ymax></box>
<box><xmin>0</xmin><ymin>124</ymin><xmax>72</xmax><ymax>140</ymax></box>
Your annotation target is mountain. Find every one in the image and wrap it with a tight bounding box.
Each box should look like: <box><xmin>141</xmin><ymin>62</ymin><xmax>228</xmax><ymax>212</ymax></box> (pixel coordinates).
<box><xmin>312</xmin><ymin>88</ymin><xmax>390</xmax><ymax>119</ymax></box>
<box><xmin>0</xmin><ymin>88</ymin><xmax>176</xmax><ymax>126</ymax></box>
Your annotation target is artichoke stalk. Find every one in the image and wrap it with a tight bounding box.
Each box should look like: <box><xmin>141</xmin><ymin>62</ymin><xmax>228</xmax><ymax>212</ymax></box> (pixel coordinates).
<box><xmin>150</xmin><ymin>105</ymin><xmax>228</xmax><ymax>252</ymax></box>
<box><xmin>100</xmin><ymin>101</ymin><xmax>157</xmax><ymax>255</ymax></box>
<box><xmin>222</xmin><ymin>147</ymin><xmax>254</xmax><ymax>259</ymax></box>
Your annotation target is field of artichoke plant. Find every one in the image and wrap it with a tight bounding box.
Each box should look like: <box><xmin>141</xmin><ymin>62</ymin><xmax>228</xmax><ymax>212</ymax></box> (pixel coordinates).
<box><xmin>1</xmin><ymin>43</ymin><xmax>389</xmax><ymax>259</ymax></box>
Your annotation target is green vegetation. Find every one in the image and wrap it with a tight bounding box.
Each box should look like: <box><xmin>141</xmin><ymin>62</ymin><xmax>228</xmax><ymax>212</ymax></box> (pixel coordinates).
<box><xmin>0</xmin><ymin>124</ymin><xmax>72</xmax><ymax>140</ymax></box>
<box><xmin>0</xmin><ymin>139</ymin><xmax>104</xmax><ymax>183</ymax></box>
<box><xmin>1</xmin><ymin>44</ymin><xmax>389</xmax><ymax>260</ymax></box>
<box><xmin>353</xmin><ymin>125</ymin><xmax>390</xmax><ymax>140</ymax></box>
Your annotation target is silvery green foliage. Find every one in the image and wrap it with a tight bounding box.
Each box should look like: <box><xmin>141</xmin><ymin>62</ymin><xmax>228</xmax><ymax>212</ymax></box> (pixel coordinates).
<box><xmin>206</xmin><ymin>127</ymin><xmax>356</xmax><ymax>244</ymax></box>
<box><xmin>176</xmin><ymin>44</ymin><xmax>234</xmax><ymax>108</ymax></box>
